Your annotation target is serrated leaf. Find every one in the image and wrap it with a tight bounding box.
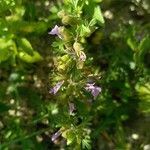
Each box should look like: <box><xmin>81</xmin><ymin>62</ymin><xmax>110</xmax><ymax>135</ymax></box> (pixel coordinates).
<box><xmin>82</xmin><ymin>137</ymin><xmax>91</xmax><ymax>150</ymax></box>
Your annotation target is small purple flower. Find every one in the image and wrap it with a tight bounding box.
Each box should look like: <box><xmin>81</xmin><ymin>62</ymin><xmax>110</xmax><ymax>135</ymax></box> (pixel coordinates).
<box><xmin>85</xmin><ymin>83</ymin><xmax>101</xmax><ymax>98</ymax></box>
<box><xmin>49</xmin><ymin>80</ymin><xmax>64</xmax><ymax>95</ymax></box>
<box><xmin>69</xmin><ymin>102</ymin><xmax>76</xmax><ymax>114</ymax></box>
<box><xmin>79</xmin><ymin>51</ymin><xmax>86</xmax><ymax>61</ymax></box>
<box><xmin>51</xmin><ymin>130</ymin><xmax>61</xmax><ymax>142</ymax></box>
<box><xmin>48</xmin><ymin>25</ymin><xmax>62</xmax><ymax>39</ymax></box>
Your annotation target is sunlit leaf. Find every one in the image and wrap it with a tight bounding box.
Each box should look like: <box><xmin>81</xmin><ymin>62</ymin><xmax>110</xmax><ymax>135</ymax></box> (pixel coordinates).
<box><xmin>18</xmin><ymin>51</ymin><xmax>43</xmax><ymax>63</ymax></box>
<box><xmin>93</xmin><ymin>6</ymin><xmax>105</xmax><ymax>25</ymax></box>
<box><xmin>18</xmin><ymin>38</ymin><xmax>34</xmax><ymax>56</ymax></box>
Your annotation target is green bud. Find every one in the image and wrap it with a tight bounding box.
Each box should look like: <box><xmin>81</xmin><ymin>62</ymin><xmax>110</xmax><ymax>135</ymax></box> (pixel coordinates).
<box><xmin>62</xmin><ymin>15</ymin><xmax>80</xmax><ymax>25</ymax></box>
<box><xmin>57</xmin><ymin>10</ymin><xmax>65</xmax><ymax>18</ymax></box>
<box><xmin>55</xmin><ymin>55</ymin><xmax>71</xmax><ymax>72</ymax></box>
<box><xmin>61</xmin><ymin>54</ymin><xmax>70</xmax><ymax>62</ymax></box>
<box><xmin>76</xmin><ymin>61</ymin><xmax>84</xmax><ymax>69</ymax></box>
<box><xmin>73</xmin><ymin>42</ymin><xmax>84</xmax><ymax>57</ymax></box>
<box><xmin>81</xmin><ymin>25</ymin><xmax>92</xmax><ymax>37</ymax></box>
<box><xmin>57</xmin><ymin>64</ymin><xmax>66</xmax><ymax>72</ymax></box>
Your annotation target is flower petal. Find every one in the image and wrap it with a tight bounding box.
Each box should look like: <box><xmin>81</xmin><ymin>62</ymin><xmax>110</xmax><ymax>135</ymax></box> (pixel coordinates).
<box><xmin>69</xmin><ymin>102</ymin><xmax>76</xmax><ymax>114</ymax></box>
<box><xmin>48</xmin><ymin>25</ymin><xmax>59</xmax><ymax>35</ymax></box>
<box><xmin>91</xmin><ymin>86</ymin><xmax>101</xmax><ymax>97</ymax></box>
<box><xmin>48</xmin><ymin>25</ymin><xmax>62</xmax><ymax>39</ymax></box>
<box><xmin>51</xmin><ymin>130</ymin><xmax>61</xmax><ymax>142</ymax></box>
<box><xmin>85</xmin><ymin>83</ymin><xmax>101</xmax><ymax>97</ymax></box>
<box><xmin>49</xmin><ymin>80</ymin><xmax>64</xmax><ymax>95</ymax></box>
<box><xmin>79</xmin><ymin>51</ymin><xmax>86</xmax><ymax>61</ymax></box>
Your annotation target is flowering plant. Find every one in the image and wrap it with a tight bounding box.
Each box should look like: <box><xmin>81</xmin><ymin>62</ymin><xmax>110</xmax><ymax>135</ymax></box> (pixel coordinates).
<box><xmin>1</xmin><ymin>0</ymin><xmax>149</xmax><ymax>149</ymax></box>
<box><xmin>48</xmin><ymin>0</ymin><xmax>104</xmax><ymax>148</ymax></box>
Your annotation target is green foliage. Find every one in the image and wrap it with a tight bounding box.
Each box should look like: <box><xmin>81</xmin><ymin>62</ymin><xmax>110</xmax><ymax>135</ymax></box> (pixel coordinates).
<box><xmin>0</xmin><ymin>38</ymin><xmax>16</xmax><ymax>62</ymax></box>
<box><xmin>0</xmin><ymin>0</ymin><xmax>53</xmax><ymax>65</ymax></box>
<box><xmin>17</xmin><ymin>38</ymin><xmax>34</xmax><ymax>56</ymax></box>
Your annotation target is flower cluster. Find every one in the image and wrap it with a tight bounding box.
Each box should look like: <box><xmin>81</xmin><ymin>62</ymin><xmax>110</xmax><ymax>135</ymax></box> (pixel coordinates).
<box><xmin>48</xmin><ymin>0</ymin><xmax>104</xmax><ymax>146</ymax></box>
<box><xmin>49</xmin><ymin>24</ymin><xmax>102</xmax><ymax>142</ymax></box>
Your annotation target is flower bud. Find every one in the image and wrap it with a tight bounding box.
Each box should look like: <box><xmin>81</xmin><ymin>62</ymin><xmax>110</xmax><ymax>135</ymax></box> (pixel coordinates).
<box><xmin>57</xmin><ymin>10</ymin><xmax>65</xmax><ymax>18</ymax></box>
<box><xmin>73</xmin><ymin>42</ymin><xmax>84</xmax><ymax>57</ymax></box>
<box><xmin>62</xmin><ymin>15</ymin><xmax>80</xmax><ymax>25</ymax></box>
<box><xmin>76</xmin><ymin>61</ymin><xmax>84</xmax><ymax>69</ymax></box>
<box><xmin>61</xmin><ymin>54</ymin><xmax>70</xmax><ymax>62</ymax></box>
<box><xmin>57</xmin><ymin>64</ymin><xmax>66</xmax><ymax>71</ymax></box>
<box><xmin>55</xmin><ymin>55</ymin><xmax>72</xmax><ymax>72</ymax></box>
<box><xmin>80</xmin><ymin>25</ymin><xmax>92</xmax><ymax>37</ymax></box>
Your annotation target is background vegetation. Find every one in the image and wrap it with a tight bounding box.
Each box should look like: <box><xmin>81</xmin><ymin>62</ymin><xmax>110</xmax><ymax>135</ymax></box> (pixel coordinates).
<box><xmin>0</xmin><ymin>0</ymin><xmax>150</xmax><ymax>149</ymax></box>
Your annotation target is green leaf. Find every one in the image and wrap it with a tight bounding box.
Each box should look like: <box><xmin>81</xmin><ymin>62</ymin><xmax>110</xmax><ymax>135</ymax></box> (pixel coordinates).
<box><xmin>18</xmin><ymin>51</ymin><xmax>43</xmax><ymax>63</ymax></box>
<box><xmin>93</xmin><ymin>6</ymin><xmax>104</xmax><ymax>25</ymax></box>
<box><xmin>0</xmin><ymin>0</ymin><xmax>15</xmax><ymax>14</ymax></box>
<box><xmin>80</xmin><ymin>25</ymin><xmax>91</xmax><ymax>37</ymax></box>
<box><xmin>0</xmin><ymin>48</ymin><xmax>10</xmax><ymax>62</ymax></box>
<box><xmin>66</xmin><ymin>131</ymin><xmax>75</xmax><ymax>145</ymax></box>
<box><xmin>138</xmin><ymin>35</ymin><xmax>150</xmax><ymax>53</ymax></box>
<box><xmin>18</xmin><ymin>38</ymin><xmax>34</xmax><ymax>56</ymax></box>
<box><xmin>52</xmin><ymin>41</ymin><xmax>65</xmax><ymax>53</ymax></box>
<box><xmin>139</xmin><ymin>99</ymin><xmax>150</xmax><ymax>113</ymax></box>
<box><xmin>89</xmin><ymin>19</ymin><xmax>97</xmax><ymax>26</ymax></box>
<box><xmin>82</xmin><ymin>136</ymin><xmax>91</xmax><ymax>150</ymax></box>
<box><xmin>134</xmin><ymin>36</ymin><xmax>150</xmax><ymax>67</ymax></box>
<box><xmin>62</xmin><ymin>129</ymin><xmax>75</xmax><ymax>145</ymax></box>
<box><xmin>0</xmin><ymin>38</ymin><xmax>16</xmax><ymax>62</ymax></box>
<box><xmin>127</xmin><ymin>38</ymin><xmax>136</xmax><ymax>51</ymax></box>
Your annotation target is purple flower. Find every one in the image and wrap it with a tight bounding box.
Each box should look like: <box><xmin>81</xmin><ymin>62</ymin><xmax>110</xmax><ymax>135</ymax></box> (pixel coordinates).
<box><xmin>69</xmin><ymin>102</ymin><xmax>76</xmax><ymax>114</ymax></box>
<box><xmin>51</xmin><ymin>130</ymin><xmax>61</xmax><ymax>142</ymax></box>
<box><xmin>48</xmin><ymin>25</ymin><xmax>62</xmax><ymax>39</ymax></box>
<box><xmin>85</xmin><ymin>83</ymin><xmax>101</xmax><ymax>98</ymax></box>
<box><xmin>49</xmin><ymin>80</ymin><xmax>64</xmax><ymax>95</ymax></box>
<box><xmin>79</xmin><ymin>51</ymin><xmax>86</xmax><ymax>61</ymax></box>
